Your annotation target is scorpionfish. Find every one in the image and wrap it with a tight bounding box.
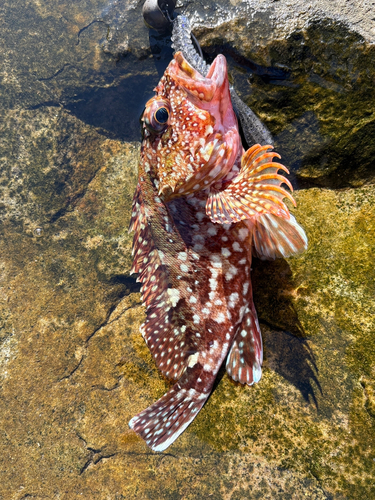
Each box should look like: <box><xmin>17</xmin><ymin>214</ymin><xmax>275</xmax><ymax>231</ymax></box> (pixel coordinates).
<box><xmin>129</xmin><ymin>52</ymin><xmax>307</xmax><ymax>451</ymax></box>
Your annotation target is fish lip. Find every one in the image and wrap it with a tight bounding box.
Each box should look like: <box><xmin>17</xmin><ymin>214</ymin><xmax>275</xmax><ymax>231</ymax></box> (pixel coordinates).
<box><xmin>206</xmin><ymin>54</ymin><xmax>226</xmax><ymax>90</ymax></box>
<box><xmin>170</xmin><ymin>52</ymin><xmax>228</xmax><ymax>102</ymax></box>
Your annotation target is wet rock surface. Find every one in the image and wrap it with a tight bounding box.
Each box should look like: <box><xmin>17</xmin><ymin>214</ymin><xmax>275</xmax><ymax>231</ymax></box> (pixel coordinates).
<box><xmin>1</xmin><ymin>0</ymin><xmax>374</xmax><ymax>498</ymax></box>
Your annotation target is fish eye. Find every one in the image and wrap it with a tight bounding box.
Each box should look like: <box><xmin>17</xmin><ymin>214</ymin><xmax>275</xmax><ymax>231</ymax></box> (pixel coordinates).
<box><xmin>143</xmin><ymin>97</ymin><xmax>171</xmax><ymax>134</ymax></box>
<box><xmin>154</xmin><ymin>107</ymin><xmax>169</xmax><ymax>124</ymax></box>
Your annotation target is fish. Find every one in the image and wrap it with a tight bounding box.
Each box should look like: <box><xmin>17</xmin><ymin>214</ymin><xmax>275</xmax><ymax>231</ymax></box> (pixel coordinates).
<box><xmin>171</xmin><ymin>14</ymin><xmax>274</xmax><ymax>147</ymax></box>
<box><xmin>128</xmin><ymin>51</ymin><xmax>307</xmax><ymax>451</ymax></box>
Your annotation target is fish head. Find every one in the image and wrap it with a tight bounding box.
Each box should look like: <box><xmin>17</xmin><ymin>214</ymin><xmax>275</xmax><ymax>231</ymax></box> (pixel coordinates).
<box><xmin>141</xmin><ymin>51</ymin><xmax>242</xmax><ymax>198</ymax></box>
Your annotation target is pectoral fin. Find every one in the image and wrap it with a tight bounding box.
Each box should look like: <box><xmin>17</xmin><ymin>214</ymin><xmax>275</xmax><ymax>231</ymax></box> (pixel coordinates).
<box><xmin>206</xmin><ymin>144</ymin><xmax>295</xmax><ymax>224</ymax></box>
<box><xmin>251</xmin><ymin>213</ymin><xmax>308</xmax><ymax>260</ymax></box>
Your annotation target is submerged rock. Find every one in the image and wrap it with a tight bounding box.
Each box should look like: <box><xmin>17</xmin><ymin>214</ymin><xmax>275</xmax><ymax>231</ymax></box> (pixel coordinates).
<box><xmin>0</xmin><ymin>0</ymin><xmax>374</xmax><ymax>498</ymax></box>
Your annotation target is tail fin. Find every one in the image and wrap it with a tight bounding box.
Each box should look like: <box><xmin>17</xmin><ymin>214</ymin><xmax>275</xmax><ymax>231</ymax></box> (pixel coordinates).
<box><xmin>129</xmin><ymin>366</ymin><xmax>214</xmax><ymax>451</ymax></box>
<box><xmin>129</xmin><ymin>385</ymin><xmax>207</xmax><ymax>452</ymax></box>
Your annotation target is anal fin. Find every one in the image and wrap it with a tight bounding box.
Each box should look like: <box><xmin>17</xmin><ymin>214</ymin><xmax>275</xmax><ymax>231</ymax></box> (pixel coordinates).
<box><xmin>226</xmin><ymin>304</ymin><xmax>263</xmax><ymax>386</ymax></box>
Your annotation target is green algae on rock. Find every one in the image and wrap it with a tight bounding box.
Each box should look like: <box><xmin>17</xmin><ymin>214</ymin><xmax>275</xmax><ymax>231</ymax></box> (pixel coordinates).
<box><xmin>200</xmin><ymin>19</ymin><xmax>375</xmax><ymax>189</ymax></box>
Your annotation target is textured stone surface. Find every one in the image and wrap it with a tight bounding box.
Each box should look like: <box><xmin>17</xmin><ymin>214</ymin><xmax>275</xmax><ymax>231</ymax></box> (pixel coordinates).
<box><xmin>1</xmin><ymin>0</ymin><xmax>375</xmax><ymax>499</ymax></box>
<box><xmin>198</xmin><ymin>15</ymin><xmax>375</xmax><ymax>189</ymax></box>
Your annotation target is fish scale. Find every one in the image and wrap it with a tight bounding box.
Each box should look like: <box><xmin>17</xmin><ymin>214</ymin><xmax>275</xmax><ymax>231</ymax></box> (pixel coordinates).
<box><xmin>128</xmin><ymin>51</ymin><xmax>307</xmax><ymax>451</ymax></box>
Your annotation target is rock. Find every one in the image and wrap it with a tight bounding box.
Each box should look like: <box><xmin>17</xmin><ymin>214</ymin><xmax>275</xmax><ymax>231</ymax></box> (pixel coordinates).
<box><xmin>1</xmin><ymin>0</ymin><xmax>374</xmax><ymax>498</ymax></box>
<box><xmin>196</xmin><ymin>11</ymin><xmax>375</xmax><ymax>188</ymax></box>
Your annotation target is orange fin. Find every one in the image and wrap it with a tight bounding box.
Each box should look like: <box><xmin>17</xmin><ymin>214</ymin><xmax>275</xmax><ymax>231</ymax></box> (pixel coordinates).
<box><xmin>206</xmin><ymin>144</ymin><xmax>296</xmax><ymax>224</ymax></box>
<box><xmin>251</xmin><ymin>213</ymin><xmax>308</xmax><ymax>260</ymax></box>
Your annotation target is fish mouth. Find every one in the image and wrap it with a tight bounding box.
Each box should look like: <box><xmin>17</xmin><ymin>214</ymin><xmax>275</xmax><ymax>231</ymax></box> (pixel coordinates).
<box><xmin>158</xmin><ymin>51</ymin><xmax>241</xmax><ymax>200</ymax></box>
<box><xmin>170</xmin><ymin>52</ymin><xmax>227</xmax><ymax>102</ymax></box>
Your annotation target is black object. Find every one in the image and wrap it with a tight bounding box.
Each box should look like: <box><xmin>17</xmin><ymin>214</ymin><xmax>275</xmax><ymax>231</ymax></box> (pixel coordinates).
<box><xmin>142</xmin><ymin>0</ymin><xmax>176</xmax><ymax>32</ymax></box>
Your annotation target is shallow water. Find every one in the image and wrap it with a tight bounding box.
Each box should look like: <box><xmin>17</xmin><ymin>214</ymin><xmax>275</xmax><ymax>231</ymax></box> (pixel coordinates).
<box><xmin>0</xmin><ymin>0</ymin><xmax>374</xmax><ymax>498</ymax></box>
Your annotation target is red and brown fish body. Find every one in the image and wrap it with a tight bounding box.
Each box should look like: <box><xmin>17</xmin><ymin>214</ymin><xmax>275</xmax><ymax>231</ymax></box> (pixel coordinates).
<box><xmin>129</xmin><ymin>52</ymin><xmax>307</xmax><ymax>451</ymax></box>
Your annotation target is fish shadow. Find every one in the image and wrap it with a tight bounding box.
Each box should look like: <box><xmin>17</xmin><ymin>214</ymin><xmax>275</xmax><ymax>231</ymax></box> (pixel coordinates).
<box><xmin>214</xmin><ymin>327</ymin><xmax>321</xmax><ymax>408</ymax></box>
<box><xmin>251</xmin><ymin>257</ymin><xmax>307</xmax><ymax>337</ymax></box>
<box><xmin>248</xmin><ymin>257</ymin><xmax>321</xmax><ymax>406</ymax></box>
<box><xmin>263</xmin><ymin>328</ymin><xmax>321</xmax><ymax>407</ymax></box>
<box><xmin>64</xmin><ymin>70</ymin><xmax>156</xmax><ymax>142</ymax></box>
<box><xmin>64</xmin><ymin>31</ymin><xmax>174</xmax><ymax>142</ymax></box>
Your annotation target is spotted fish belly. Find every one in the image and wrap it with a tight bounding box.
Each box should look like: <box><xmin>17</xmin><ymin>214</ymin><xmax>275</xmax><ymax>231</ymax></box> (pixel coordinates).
<box><xmin>129</xmin><ymin>166</ymin><xmax>263</xmax><ymax>450</ymax></box>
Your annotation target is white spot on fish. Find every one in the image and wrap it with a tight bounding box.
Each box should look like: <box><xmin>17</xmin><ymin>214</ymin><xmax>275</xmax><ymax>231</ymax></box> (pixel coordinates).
<box><xmin>232</xmin><ymin>242</ymin><xmax>243</xmax><ymax>252</ymax></box>
<box><xmin>178</xmin><ymin>252</ymin><xmax>187</xmax><ymax>261</ymax></box>
<box><xmin>228</xmin><ymin>292</ymin><xmax>239</xmax><ymax>308</ymax></box>
<box><xmin>215</xmin><ymin>312</ymin><xmax>225</xmax><ymax>323</ymax></box>
<box><xmin>225</xmin><ymin>264</ymin><xmax>238</xmax><ymax>280</ymax></box>
<box><xmin>207</xmin><ymin>226</ymin><xmax>218</xmax><ymax>236</ymax></box>
<box><xmin>187</xmin><ymin>352</ymin><xmax>199</xmax><ymax>367</ymax></box>
<box><xmin>209</xmin><ymin>278</ymin><xmax>218</xmax><ymax>291</ymax></box>
<box><xmin>192</xmin><ymin>234</ymin><xmax>205</xmax><ymax>244</ymax></box>
<box><xmin>221</xmin><ymin>248</ymin><xmax>231</xmax><ymax>257</ymax></box>
<box><xmin>238</xmin><ymin>227</ymin><xmax>249</xmax><ymax>241</ymax></box>
<box><xmin>167</xmin><ymin>288</ymin><xmax>180</xmax><ymax>307</ymax></box>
